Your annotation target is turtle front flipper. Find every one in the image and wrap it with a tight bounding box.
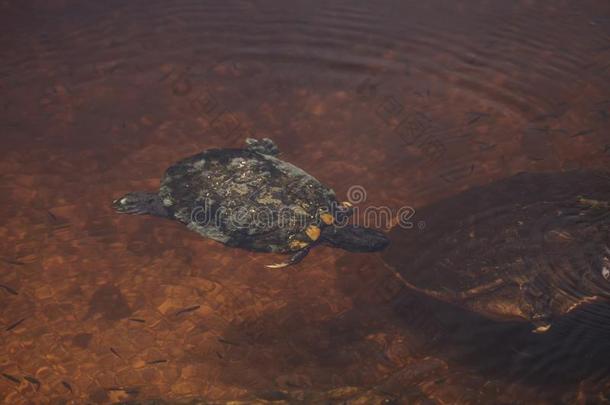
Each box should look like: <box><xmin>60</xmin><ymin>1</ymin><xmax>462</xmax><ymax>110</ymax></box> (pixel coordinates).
<box><xmin>265</xmin><ymin>247</ymin><xmax>311</xmax><ymax>269</ymax></box>
<box><xmin>245</xmin><ymin>137</ymin><xmax>279</xmax><ymax>155</ymax></box>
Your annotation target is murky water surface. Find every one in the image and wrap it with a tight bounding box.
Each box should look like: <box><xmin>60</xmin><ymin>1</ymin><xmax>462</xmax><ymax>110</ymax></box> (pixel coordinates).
<box><xmin>1</xmin><ymin>1</ymin><xmax>609</xmax><ymax>403</ymax></box>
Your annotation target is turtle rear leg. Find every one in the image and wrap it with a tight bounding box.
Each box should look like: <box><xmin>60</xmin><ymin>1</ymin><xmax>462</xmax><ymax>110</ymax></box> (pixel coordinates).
<box><xmin>245</xmin><ymin>137</ymin><xmax>279</xmax><ymax>155</ymax></box>
<box><xmin>265</xmin><ymin>247</ymin><xmax>310</xmax><ymax>269</ymax></box>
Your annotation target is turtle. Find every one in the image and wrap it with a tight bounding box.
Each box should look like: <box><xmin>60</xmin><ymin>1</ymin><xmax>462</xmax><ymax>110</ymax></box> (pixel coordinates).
<box><xmin>382</xmin><ymin>170</ymin><xmax>610</xmax><ymax>333</ymax></box>
<box><xmin>112</xmin><ymin>138</ymin><xmax>389</xmax><ymax>268</ymax></box>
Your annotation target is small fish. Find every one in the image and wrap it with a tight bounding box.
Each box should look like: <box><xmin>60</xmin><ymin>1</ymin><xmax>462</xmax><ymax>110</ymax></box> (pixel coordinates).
<box><xmin>47</xmin><ymin>211</ymin><xmax>57</xmax><ymax>222</ymax></box>
<box><xmin>2</xmin><ymin>373</ymin><xmax>20</xmax><ymax>384</ymax></box>
<box><xmin>531</xmin><ymin>126</ymin><xmax>551</xmax><ymax>133</ymax></box>
<box><xmin>175</xmin><ymin>305</ymin><xmax>200</xmax><ymax>316</ymax></box>
<box><xmin>128</xmin><ymin>318</ymin><xmax>146</xmax><ymax>323</ymax></box>
<box><xmin>6</xmin><ymin>318</ymin><xmax>26</xmax><ymax>331</ymax></box>
<box><xmin>146</xmin><ymin>359</ymin><xmax>167</xmax><ymax>365</ymax></box>
<box><xmin>0</xmin><ymin>284</ymin><xmax>18</xmax><ymax>295</ymax></box>
<box><xmin>218</xmin><ymin>338</ymin><xmax>240</xmax><ymax>346</ymax></box>
<box><xmin>533</xmin><ymin>112</ymin><xmax>558</xmax><ymax>121</ymax></box>
<box><xmin>158</xmin><ymin>68</ymin><xmax>177</xmax><ymax>82</ymax></box>
<box><xmin>467</xmin><ymin>115</ymin><xmax>482</xmax><ymax>125</ymax></box>
<box><xmin>472</xmin><ymin>141</ymin><xmax>496</xmax><ymax>152</ymax></box>
<box><xmin>62</xmin><ymin>381</ymin><xmax>73</xmax><ymax>393</ymax></box>
<box><xmin>24</xmin><ymin>376</ymin><xmax>41</xmax><ymax>390</ymax></box>
<box><xmin>110</xmin><ymin>347</ymin><xmax>122</xmax><ymax>358</ymax></box>
<box><xmin>2</xmin><ymin>258</ymin><xmax>25</xmax><ymax>266</ymax></box>
<box><xmin>572</xmin><ymin>129</ymin><xmax>595</xmax><ymax>137</ymax></box>
<box><xmin>466</xmin><ymin>111</ymin><xmax>489</xmax><ymax>122</ymax></box>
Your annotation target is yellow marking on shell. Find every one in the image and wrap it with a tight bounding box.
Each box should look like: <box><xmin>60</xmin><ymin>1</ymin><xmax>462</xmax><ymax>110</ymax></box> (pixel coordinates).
<box><xmin>341</xmin><ymin>201</ymin><xmax>353</xmax><ymax>208</ymax></box>
<box><xmin>305</xmin><ymin>225</ymin><xmax>321</xmax><ymax>241</ymax></box>
<box><xmin>320</xmin><ymin>212</ymin><xmax>334</xmax><ymax>225</ymax></box>
<box><xmin>289</xmin><ymin>240</ymin><xmax>310</xmax><ymax>250</ymax></box>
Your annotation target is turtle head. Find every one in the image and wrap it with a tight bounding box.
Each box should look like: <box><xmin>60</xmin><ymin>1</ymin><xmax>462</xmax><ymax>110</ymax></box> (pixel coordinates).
<box><xmin>112</xmin><ymin>191</ymin><xmax>169</xmax><ymax>217</ymax></box>
<box><xmin>321</xmin><ymin>224</ymin><xmax>390</xmax><ymax>252</ymax></box>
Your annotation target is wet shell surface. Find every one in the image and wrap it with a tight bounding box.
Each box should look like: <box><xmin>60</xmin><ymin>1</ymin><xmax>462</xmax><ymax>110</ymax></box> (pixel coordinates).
<box><xmin>159</xmin><ymin>148</ymin><xmax>337</xmax><ymax>253</ymax></box>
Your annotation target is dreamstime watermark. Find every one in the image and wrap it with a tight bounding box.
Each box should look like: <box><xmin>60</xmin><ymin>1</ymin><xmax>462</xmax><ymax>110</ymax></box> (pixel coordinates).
<box><xmin>345</xmin><ymin>185</ymin><xmax>425</xmax><ymax>230</ymax></box>
<box><xmin>189</xmin><ymin>185</ymin><xmax>424</xmax><ymax>231</ymax></box>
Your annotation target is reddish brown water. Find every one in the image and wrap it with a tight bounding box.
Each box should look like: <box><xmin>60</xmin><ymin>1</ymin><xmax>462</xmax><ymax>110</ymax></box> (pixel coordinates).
<box><xmin>1</xmin><ymin>1</ymin><xmax>609</xmax><ymax>404</ymax></box>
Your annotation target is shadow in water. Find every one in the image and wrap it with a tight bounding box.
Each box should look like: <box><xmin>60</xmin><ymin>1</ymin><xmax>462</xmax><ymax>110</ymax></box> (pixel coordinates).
<box><xmin>389</xmin><ymin>284</ymin><xmax>610</xmax><ymax>388</ymax></box>
<box><xmin>217</xmin><ymin>253</ymin><xmax>610</xmax><ymax>402</ymax></box>
<box><xmin>217</xmin><ymin>300</ymin><xmax>390</xmax><ymax>389</ymax></box>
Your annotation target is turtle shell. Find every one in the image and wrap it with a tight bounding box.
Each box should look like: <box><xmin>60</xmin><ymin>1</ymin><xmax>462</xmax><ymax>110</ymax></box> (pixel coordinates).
<box><xmin>158</xmin><ymin>148</ymin><xmax>337</xmax><ymax>252</ymax></box>
<box><xmin>383</xmin><ymin>171</ymin><xmax>610</xmax><ymax>329</ymax></box>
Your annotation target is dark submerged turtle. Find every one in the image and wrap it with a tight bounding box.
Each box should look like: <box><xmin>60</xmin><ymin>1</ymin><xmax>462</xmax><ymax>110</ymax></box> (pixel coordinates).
<box><xmin>113</xmin><ymin>138</ymin><xmax>389</xmax><ymax>267</ymax></box>
<box><xmin>383</xmin><ymin>171</ymin><xmax>610</xmax><ymax>333</ymax></box>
